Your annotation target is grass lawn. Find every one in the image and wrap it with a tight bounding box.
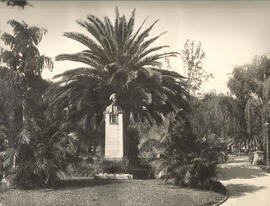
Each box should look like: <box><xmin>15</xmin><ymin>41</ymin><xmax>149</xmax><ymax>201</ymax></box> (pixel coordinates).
<box><xmin>0</xmin><ymin>178</ymin><xmax>225</xmax><ymax>206</ymax></box>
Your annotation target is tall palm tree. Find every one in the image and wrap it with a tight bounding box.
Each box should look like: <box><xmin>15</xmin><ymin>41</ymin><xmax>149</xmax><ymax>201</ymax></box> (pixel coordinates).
<box><xmin>48</xmin><ymin>8</ymin><xmax>189</xmax><ymax>133</ymax></box>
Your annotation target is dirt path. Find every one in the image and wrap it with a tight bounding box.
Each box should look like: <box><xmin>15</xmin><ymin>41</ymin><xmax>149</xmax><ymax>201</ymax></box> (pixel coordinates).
<box><xmin>218</xmin><ymin>155</ymin><xmax>270</xmax><ymax>206</ymax></box>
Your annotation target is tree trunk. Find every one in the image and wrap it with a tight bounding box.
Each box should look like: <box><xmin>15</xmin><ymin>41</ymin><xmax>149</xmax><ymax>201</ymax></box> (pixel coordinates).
<box><xmin>123</xmin><ymin>109</ymin><xmax>130</xmax><ymax>157</ymax></box>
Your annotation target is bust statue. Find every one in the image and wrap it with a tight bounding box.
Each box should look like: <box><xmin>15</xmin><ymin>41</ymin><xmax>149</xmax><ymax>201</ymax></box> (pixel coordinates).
<box><xmin>106</xmin><ymin>93</ymin><xmax>122</xmax><ymax>124</ymax></box>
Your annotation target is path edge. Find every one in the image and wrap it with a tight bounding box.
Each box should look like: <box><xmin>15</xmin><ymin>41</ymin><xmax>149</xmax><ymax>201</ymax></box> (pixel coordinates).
<box><xmin>211</xmin><ymin>185</ymin><xmax>229</xmax><ymax>206</ymax></box>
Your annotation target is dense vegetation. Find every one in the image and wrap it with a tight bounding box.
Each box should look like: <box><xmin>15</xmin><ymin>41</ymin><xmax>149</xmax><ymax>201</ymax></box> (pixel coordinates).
<box><xmin>0</xmin><ymin>7</ymin><xmax>268</xmax><ymax>193</ymax></box>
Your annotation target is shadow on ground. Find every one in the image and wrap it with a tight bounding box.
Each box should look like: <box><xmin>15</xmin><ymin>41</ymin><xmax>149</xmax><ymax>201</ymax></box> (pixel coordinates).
<box><xmin>226</xmin><ymin>158</ymin><xmax>249</xmax><ymax>164</ymax></box>
<box><xmin>218</xmin><ymin>165</ymin><xmax>266</xmax><ymax>180</ymax></box>
<box><xmin>33</xmin><ymin>178</ymin><xmax>126</xmax><ymax>192</ymax></box>
<box><xmin>54</xmin><ymin>178</ymin><xmax>125</xmax><ymax>189</ymax></box>
<box><xmin>225</xmin><ymin>183</ymin><xmax>265</xmax><ymax>198</ymax></box>
<box><xmin>0</xmin><ymin>178</ymin><xmax>125</xmax><ymax>193</ymax></box>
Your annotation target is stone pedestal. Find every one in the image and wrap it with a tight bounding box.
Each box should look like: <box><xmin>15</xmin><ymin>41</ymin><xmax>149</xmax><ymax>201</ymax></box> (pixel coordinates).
<box><xmin>252</xmin><ymin>151</ymin><xmax>264</xmax><ymax>165</ymax></box>
<box><xmin>105</xmin><ymin>104</ymin><xmax>123</xmax><ymax>159</ymax></box>
<box><xmin>95</xmin><ymin>173</ymin><xmax>133</xmax><ymax>180</ymax></box>
<box><xmin>95</xmin><ymin>94</ymin><xmax>133</xmax><ymax>180</ymax></box>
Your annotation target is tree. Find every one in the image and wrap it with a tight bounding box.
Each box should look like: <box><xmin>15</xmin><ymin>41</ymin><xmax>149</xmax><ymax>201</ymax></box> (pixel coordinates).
<box><xmin>47</xmin><ymin>8</ymin><xmax>190</xmax><ymax>150</ymax></box>
<box><xmin>0</xmin><ymin>20</ymin><xmax>62</xmax><ymax>187</ymax></box>
<box><xmin>227</xmin><ymin>56</ymin><xmax>270</xmax><ymax>151</ymax></box>
<box><xmin>1</xmin><ymin>0</ymin><xmax>31</xmax><ymax>8</ymax></box>
<box><xmin>0</xmin><ymin>66</ymin><xmax>22</xmax><ymax>148</ymax></box>
<box><xmin>181</xmin><ymin>39</ymin><xmax>213</xmax><ymax>95</ymax></box>
<box><xmin>0</xmin><ymin>20</ymin><xmax>53</xmax><ymax>147</ymax></box>
<box><xmin>190</xmin><ymin>93</ymin><xmax>241</xmax><ymax>150</ymax></box>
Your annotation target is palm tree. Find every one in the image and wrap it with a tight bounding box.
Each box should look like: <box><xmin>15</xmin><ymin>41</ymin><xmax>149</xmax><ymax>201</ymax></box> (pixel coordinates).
<box><xmin>48</xmin><ymin>8</ymin><xmax>189</xmax><ymax>134</ymax></box>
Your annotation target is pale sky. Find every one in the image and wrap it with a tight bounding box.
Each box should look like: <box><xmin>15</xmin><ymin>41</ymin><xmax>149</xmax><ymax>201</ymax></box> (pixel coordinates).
<box><xmin>1</xmin><ymin>1</ymin><xmax>270</xmax><ymax>93</ymax></box>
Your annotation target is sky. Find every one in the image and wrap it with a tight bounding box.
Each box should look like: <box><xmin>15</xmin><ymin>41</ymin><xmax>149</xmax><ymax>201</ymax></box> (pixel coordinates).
<box><xmin>1</xmin><ymin>0</ymin><xmax>270</xmax><ymax>94</ymax></box>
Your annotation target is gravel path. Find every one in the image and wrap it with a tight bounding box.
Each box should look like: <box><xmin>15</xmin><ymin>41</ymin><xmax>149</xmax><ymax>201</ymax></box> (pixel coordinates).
<box><xmin>218</xmin><ymin>155</ymin><xmax>270</xmax><ymax>206</ymax></box>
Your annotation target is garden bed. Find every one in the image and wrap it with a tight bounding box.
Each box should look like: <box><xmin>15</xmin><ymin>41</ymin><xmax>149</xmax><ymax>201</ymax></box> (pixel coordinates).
<box><xmin>0</xmin><ymin>178</ymin><xmax>225</xmax><ymax>206</ymax></box>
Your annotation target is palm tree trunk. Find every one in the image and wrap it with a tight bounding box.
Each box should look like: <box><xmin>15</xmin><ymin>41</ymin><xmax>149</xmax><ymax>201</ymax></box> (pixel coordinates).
<box><xmin>123</xmin><ymin>109</ymin><xmax>130</xmax><ymax>157</ymax></box>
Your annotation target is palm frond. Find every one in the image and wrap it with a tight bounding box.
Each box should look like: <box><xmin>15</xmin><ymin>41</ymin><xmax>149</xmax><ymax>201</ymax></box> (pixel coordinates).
<box><xmin>55</xmin><ymin>53</ymin><xmax>102</xmax><ymax>70</ymax></box>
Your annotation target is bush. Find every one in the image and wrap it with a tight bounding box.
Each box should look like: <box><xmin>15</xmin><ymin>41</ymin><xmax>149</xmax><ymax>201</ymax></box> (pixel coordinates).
<box><xmin>71</xmin><ymin>157</ymin><xmax>103</xmax><ymax>177</ymax></box>
<box><xmin>99</xmin><ymin>158</ymin><xmax>129</xmax><ymax>174</ymax></box>
<box><xmin>171</xmin><ymin>165</ymin><xmax>191</xmax><ymax>185</ymax></box>
<box><xmin>185</xmin><ymin>158</ymin><xmax>217</xmax><ymax>188</ymax></box>
<box><xmin>14</xmin><ymin>161</ymin><xmax>47</xmax><ymax>189</ymax></box>
<box><xmin>165</xmin><ymin>158</ymin><xmax>218</xmax><ymax>190</ymax></box>
<box><xmin>72</xmin><ymin>157</ymin><xmax>152</xmax><ymax>178</ymax></box>
<box><xmin>128</xmin><ymin>165</ymin><xmax>154</xmax><ymax>179</ymax></box>
<box><xmin>137</xmin><ymin>112</ymin><xmax>223</xmax><ymax>192</ymax></box>
<box><xmin>0</xmin><ymin>126</ymin><xmax>80</xmax><ymax>189</ymax></box>
<box><xmin>205</xmin><ymin>180</ymin><xmax>227</xmax><ymax>195</ymax></box>
<box><xmin>200</xmin><ymin>147</ymin><xmax>227</xmax><ymax>164</ymax></box>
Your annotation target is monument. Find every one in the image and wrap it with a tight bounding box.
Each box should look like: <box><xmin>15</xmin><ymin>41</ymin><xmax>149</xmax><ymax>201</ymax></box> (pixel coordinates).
<box><xmin>95</xmin><ymin>93</ymin><xmax>133</xmax><ymax>179</ymax></box>
<box><xmin>104</xmin><ymin>93</ymin><xmax>124</xmax><ymax>159</ymax></box>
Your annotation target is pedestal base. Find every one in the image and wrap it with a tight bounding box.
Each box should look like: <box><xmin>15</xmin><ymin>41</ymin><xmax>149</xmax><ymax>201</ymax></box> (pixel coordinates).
<box><xmin>104</xmin><ymin>157</ymin><xmax>124</xmax><ymax>161</ymax></box>
<box><xmin>94</xmin><ymin>173</ymin><xmax>133</xmax><ymax>180</ymax></box>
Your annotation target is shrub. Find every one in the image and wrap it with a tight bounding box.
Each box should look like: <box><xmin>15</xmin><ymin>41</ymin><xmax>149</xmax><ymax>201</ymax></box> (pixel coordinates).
<box><xmin>137</xmin><ymin>112</ymin><xmax>223</xmax><ymax>192</ymax></box>
<box><xmin>138</xmin><ymin>112</ymin><xmax>198</xmax><ymax>180</ymax></box>
<box><xmin>99</xmin><ymin>158</ymin><xmax>129</xmax><ymax>174</ymax></box>
<box><xmin>128</xmin><ymin>164</ymin><xmax>154</xmax><ymax>179</ymax></box>
<box><xmin>171</xmin><ymin>165</ymin><xmax>191</xmax><ymax>186</ymax></box>
<box><xmin>164</xmin><ymin>158</ymin><xmax>218</xmax><ymax>190</ymax></box>
<box><xmin>71</xmin><ymin>157</ymin><xmax>103</xmax><ymax>177</ymax></box>
<box><xmin>0</xmin><ymin>125</ymin><xmax>80</xmax><ymax>189</ymax></box>
<box><xmin>185</xmin><ymin>158</ymin><xmax>217</xmax><ymax>188</ymax></box>
<box><xmin>14</xmin><ymin>160</ymin><xmax>46</xmax><ymax>189</ymax></box>
<box><xmin>205</xmin><ymin>180</ymin><xmax>227</xmax><ymax>195</ymax></box>
<box><xmin>200</xmin><ymin>146</ymin><xmax>227</xmax><ymax>164</ymax></box>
